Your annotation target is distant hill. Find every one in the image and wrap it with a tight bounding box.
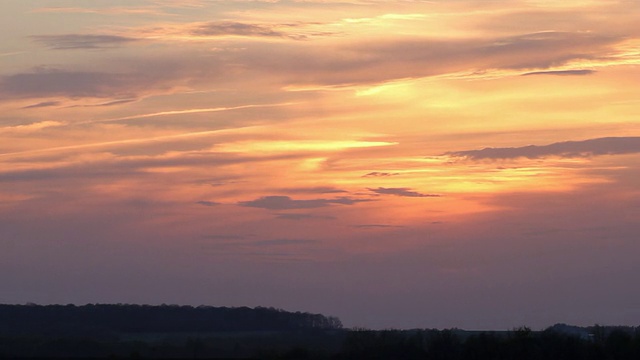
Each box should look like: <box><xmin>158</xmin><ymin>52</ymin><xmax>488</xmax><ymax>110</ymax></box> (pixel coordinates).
<box><xmin>0</xmin><ymin>303</ymin><xmax>343</xmax><ymax>337</ymax></box>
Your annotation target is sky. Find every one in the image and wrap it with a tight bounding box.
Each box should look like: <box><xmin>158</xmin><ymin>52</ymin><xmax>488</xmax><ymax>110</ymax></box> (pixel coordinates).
<box><xmin>1</xmin><ymin>0</ymin><xmax>639</xmax><ymax>330</ymax></box>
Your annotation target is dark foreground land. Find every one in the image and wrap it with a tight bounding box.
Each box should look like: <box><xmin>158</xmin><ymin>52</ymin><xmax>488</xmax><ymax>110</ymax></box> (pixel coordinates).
<box><xmin>1</xmin><ymin>304</ymin><xmax>640</xmax><ymax>359</ymax></box>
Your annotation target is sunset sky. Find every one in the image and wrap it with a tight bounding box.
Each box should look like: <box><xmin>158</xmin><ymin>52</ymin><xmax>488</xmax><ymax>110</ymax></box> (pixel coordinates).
<box><xmin>1</xmin><ymin>0</ymin><xmax>639</xmax><ymax>330</ymax></box>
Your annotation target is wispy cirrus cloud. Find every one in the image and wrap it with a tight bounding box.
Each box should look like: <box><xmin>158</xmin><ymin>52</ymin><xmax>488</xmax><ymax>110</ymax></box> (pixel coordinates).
<box><xmin>31</xmin><ymin>34</ymin><xmax>141</xmax><ymax>50</ymax></box>
<box><xmin>0</xmin><ymin>121</ymin><xmax>65</xmax><ymax>134</ymax></box>
<box><xmin>21</xmin><ymin>101</ymin><xmax>61</xmax><ymax>109</ymax></box>
<box><xmin>92</xmin><ymin>102</ymin><xmax>296</xmax><ymax>125</ymax></box>
<box><xmin>31</xmin><ymin>1</ymin><xmax>206</xmax><ymax>16</ymax></box>
<box><xmin>67</xmin><ymin>99</ymin><xmax>139</xmax><ymax>108</ymax></box>
<box><xmin>31</xmin><ymin>7</ymin><xmax>164</xmax><ymax>15</ymax></box>
<box><xmin>134</xmin><ymin>20</ymin><xmax>335</xmax><ymax>41</ymax></box>
<box><xmin>446</xmin><ymin>137</ymin><xmax>640</xmax><ymax>160</ymax></box>
<box><xmin>0</xmin><ymin>122</ymin><xmax>282</xmax><ymax>159</ymax></box>
<box><xmin>0</xmin><ymin>51</ymin><xmax>24</xmax><ymax>58</ymax></box>
<box><xmin>0</xmin><ymin>147</ymin><xmax>305</xmax><ymax>182</ymax></box>
<box><xmin>368</xmin><ymin>187</ymin><xmax>441</xmax><ymax>198</ymax></box>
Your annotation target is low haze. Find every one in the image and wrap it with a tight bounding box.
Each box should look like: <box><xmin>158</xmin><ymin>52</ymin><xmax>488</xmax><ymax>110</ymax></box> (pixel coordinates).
<box><xmin>1</xmin><ymin>0</ymin><xmax>639</xmax><ymax>330</ymax></box>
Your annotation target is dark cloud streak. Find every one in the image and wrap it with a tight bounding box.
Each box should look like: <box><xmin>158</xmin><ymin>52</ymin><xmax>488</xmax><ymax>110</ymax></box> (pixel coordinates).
<box><xmin>447</xmin><ymin>137</ymin><xmax>640</xmax><ymax>160</ymax></box>
<box><xmin>191</xmin><ymin>22</ymin><xmax>286</xmax><ymax>38</ymax></box>
<box><xmin>238</xmin><ymin>195</ymin><xmax>370</xmax><ymax>210</ymax></box>
<box><xmin>522</xmin><ymin>69</ymin><xmax>595</xmax><ymax>76</ymax></box>
<box><xmin>363</xmin><ymin>172</ymin><xmax>399</xmax><ymax>177</ymax></box>
<box><xmin>274</xmin><ymin>213</ymin><xmax>335</xmax><ymax>220</ymax></box>
<box><xmin>21</xmin><ymin>101</ymin><xmax>61</xmax><ymax>109</ymax></box>
<box><xmin>368</xmin><ymin>187</ymin><xmax>441</xmax><ymax>198</ymax></box>
<box><xmin>1</xmin><ymin>70</ymin><xmax>147</xmax><ymax>99</ymax></box>
<box><xmin>68</xmin><ymin>99</ymin><xmax>138</xmax><ymax>108</ymax></box>
<box><xmin>196</xmin><ymin>201</ymin><xmax>219</xmax><ymax>207</ymax></box>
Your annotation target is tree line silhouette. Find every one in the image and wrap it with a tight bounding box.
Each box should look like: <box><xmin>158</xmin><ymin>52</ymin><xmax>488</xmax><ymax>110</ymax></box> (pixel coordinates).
<box><xmin>338</xmin><ymin>326</ymin><xmax>640</xmax><ymax>360</ymax></box>
<box><xmin>0</xmin><ymin>304</ymin><xmax>342</xmax><ymax>337</ymax></box>
<box><xmin>1</xmin><ymin>304</ymin><xmax>640</xmax><ymax>359</ymax></box>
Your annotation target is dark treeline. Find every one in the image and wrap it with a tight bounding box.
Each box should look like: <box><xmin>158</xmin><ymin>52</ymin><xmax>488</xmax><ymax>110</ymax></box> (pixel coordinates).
<box><xmin>337</xmin><ymin>326</ymin><xmax>640</xmax><ymax>360</ymax></box>
<box><xmin>0</xmin><ymin>304</ymin><xmax>342</xmax><ymax>336</ymax></box>
<box><xmin>2</xmin><ymin>304</ymin><xmax>640</xmax><ymax>359</ymax></box>
<box><xmin>0</xmin><ymin>304</ymin><xmax>344</xmax><ymax>359</ymax></box>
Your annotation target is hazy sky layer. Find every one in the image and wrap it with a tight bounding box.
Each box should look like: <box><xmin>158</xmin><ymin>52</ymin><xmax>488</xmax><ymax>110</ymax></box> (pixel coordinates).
<box><xmin>1</xmin><ymin>0</ymin><xmax>639</xmax><ymax>330</ymax></box>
